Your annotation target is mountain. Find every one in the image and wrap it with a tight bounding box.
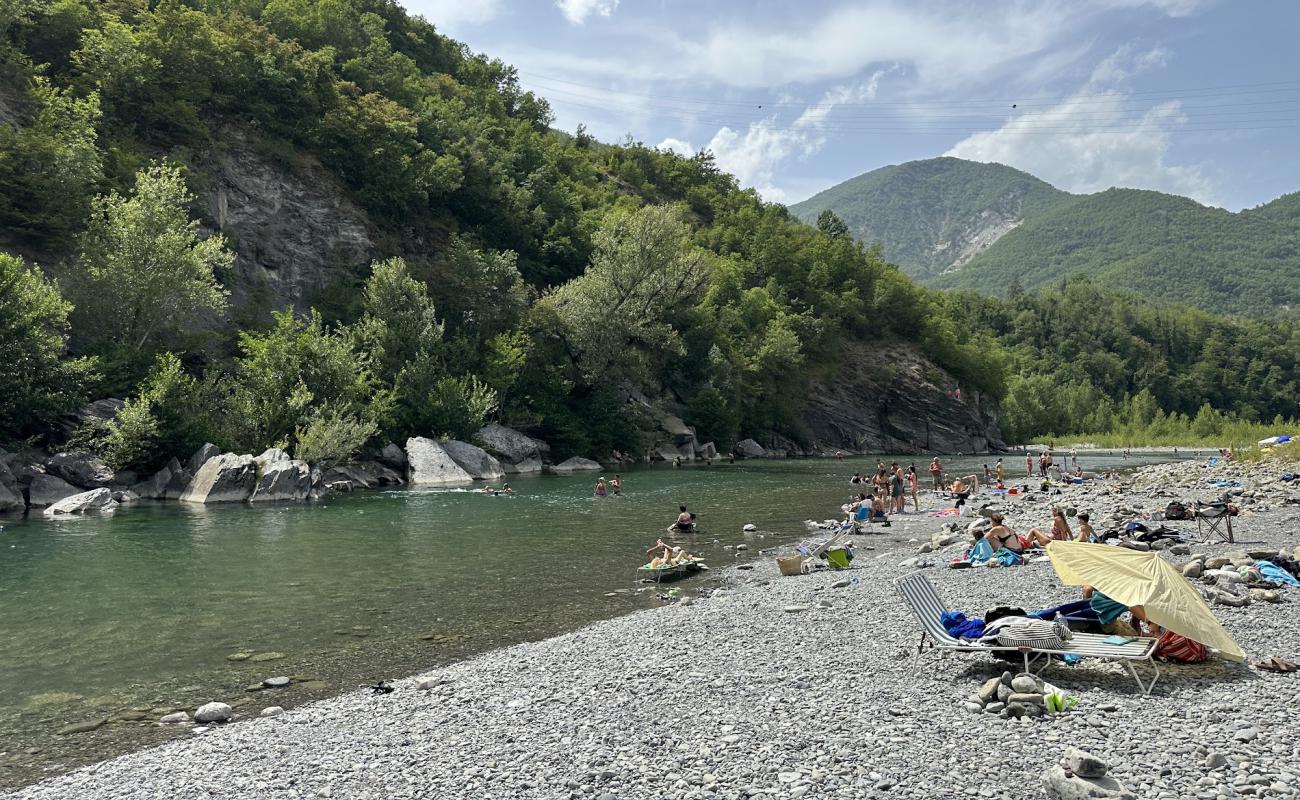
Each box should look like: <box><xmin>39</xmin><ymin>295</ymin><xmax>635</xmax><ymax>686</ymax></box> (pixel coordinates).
<box><xmin>792</xmin><ymin>158</ymin><xmax>1300</xmax><ymax>317</ymax></box>
<box><xmin>788</xmin><ymin>157</ymin><xmax>1071</xmax><ymax>280</ymax></box>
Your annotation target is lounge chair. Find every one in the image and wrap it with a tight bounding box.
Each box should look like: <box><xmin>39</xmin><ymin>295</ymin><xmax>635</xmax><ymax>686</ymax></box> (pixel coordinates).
<box><xmin>894</xmin><ymin>572</ymin><xmax>1161</xmax><ymax>695</ymax></box>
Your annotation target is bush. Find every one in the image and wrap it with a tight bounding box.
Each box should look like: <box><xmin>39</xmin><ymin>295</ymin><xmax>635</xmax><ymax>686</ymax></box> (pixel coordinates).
<box><xmin>294</xmin><ymin>406</ymin><xmax>378</xmax><ymax>466</ymax></box>
<box><xmin>97</xmin><ymin>396</ymin><xmax>160</xmax><ymax>471</ymax></box>
<box><xmin>416</xmin><ymin>374</ymin><xmax>498</xmax><ymax>440</ymax></box>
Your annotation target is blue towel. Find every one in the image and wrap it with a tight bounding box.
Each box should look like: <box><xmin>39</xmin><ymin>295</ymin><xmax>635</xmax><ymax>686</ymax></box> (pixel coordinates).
<box><xmin>967</xmin><ymin>538</ymin><xmax>994</xmax><ymax>565</ymax></box>
<box><xmin>1257</xmin><ymin>561</ymin><xmax>1300</xmax><ymax>587</ymax></box>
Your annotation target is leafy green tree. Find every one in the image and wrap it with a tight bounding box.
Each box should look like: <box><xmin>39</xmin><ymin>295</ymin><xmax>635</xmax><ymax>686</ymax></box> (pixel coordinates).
<box><xmin>815</xmin><ymin>209</ymin><xmax>849</xmax><ymax>240</ymax></box>
<box><xmin>548</xmin><ymin>204</ymin><xmax>711</xmax><ymax>383</ymax></box>
<box><xmin>686</xmin><ymin>384</ymin><xmax>739</xmax><ymax>448</ymax></box>
<box><xmin>352</xmin><ymin>256</ymin><xmax>442</xmax><ymax>382</ymax></box>
<box><xmin>71</xmin><ymin>162</ymin><xmax>232</xmax><ymax>373</ymax></box>
<box><xmin>0</xmin><ymin>76</ymin><xmax>103</xmax><ymax>242</ymax></box>
<box><xmin>0</xmin><ymin>254</ymin><xmax>94</xmax><ymax>441</ymax></box>
<box><xmin>294</xmin><ymin>404</ymin><xmax>378</xmax><ymax>465</ymax></box>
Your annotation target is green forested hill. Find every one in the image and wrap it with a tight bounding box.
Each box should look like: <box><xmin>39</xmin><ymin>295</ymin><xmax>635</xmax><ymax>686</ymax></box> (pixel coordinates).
<box><xmin>934</xmin><ymin>188</ymin><xmax>1300</xmax><ymax>316</ymax></box>
<box><xmin>796</xmin><ymin>158</ymin><xmax>1300</xmax><ymax>318</ymax></box>
<box><xmin>789</xmin><ymin>157</ymin><xmax>1070</xmax><ymax>279</ymax></box>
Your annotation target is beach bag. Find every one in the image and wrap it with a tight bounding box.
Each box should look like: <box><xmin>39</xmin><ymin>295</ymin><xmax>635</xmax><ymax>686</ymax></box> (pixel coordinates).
<box><xmin>995</xmin><ymin>619</ymin><xmax>1073</xmax><ymax>650</ymax></box>
<box><xmin>1165</xmin><ymin>501</ymin><xmax>1187</xmax><ymax>520</ymax></box>
<box><xmin>1154</xmin><ymin>630</ymin><xmax>1208</xmax><ymax>663</ymax></box>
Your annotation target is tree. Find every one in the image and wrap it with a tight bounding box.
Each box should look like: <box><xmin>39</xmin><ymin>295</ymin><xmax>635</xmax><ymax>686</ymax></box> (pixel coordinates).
<box><xmin>71</xmin><ymin>162</ymin><xmax>232</xmax><ymax>369</ymax></box>
<box><xmin>0</xmin><ymin>254</ymin><xmax>94</xmax><ymax>441</ymax></box>
<box><xmin>547</xmin><ymin>204</ymin><xmax>711</xmax><ymax>383</ymax></box>
<box><xmin>352</xmin><ymin>257</ymin><xmax>442</xmax><ymax>383</ymax></box>
<box><xmin>815</xmin><ymin>209</ymin><xmax>849</xmax><ymax>240</ymax></box>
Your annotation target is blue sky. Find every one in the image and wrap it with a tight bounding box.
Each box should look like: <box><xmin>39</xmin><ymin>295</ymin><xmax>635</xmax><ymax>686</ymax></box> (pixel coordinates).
<box><xmin>404</xmin><ymin>0</ymin><xmax>1300</xmax><ymax>211</ymax></box>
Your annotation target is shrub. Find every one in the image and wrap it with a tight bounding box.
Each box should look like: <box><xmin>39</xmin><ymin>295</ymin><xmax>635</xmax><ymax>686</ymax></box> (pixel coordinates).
<box><xmin>294</xmin><ymin>406</ymin><xmax>378</xmax><ymax>466</ymax></box>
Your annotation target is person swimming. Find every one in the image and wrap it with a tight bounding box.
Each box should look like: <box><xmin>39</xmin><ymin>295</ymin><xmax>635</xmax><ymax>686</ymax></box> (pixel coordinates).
<box><xmin>668</xmin><ymin>505</ymin><xmax>695</xmax><ymax>532</ymax></box>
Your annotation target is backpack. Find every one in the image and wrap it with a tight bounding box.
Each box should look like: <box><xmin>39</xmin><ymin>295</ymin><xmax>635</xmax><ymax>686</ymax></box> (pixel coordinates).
<box><xmin>1165</xmin><ymin>501</ymin><xmax>1187</xmax><ymax>520</ymax></box>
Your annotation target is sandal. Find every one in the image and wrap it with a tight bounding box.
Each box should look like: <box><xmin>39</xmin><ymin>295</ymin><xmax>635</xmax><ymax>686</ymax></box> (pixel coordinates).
<box><xmin>1254</xmin><ymin>656</ymin><xmax>1300</xmax><ymax>673</ymax></box>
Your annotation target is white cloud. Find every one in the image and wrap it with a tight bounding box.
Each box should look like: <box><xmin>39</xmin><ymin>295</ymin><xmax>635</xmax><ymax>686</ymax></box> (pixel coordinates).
<box><xmin>404</xmin><ymin>0</ymin><xmax>502</xmax><ymax>31</ymax></box>
<box><xmin>945</xmin><ymin>48</ymin><xmax>1217</xmax><ymax>204</ymax></box>
<box><xmin>656</xmin><ymin>137</ymin><xmax>696</xmax><ymax>156</ymax></box>
<box><xmin>556</xmin><ymin>0</ymin><xmax>619</xmax><ymax>25</ymax></box>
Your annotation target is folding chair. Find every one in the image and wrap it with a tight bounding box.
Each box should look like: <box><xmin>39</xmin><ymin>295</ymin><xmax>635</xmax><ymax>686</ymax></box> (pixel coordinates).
<box><xmin>1195</xmin><ymin>506</ymin><xmax>1234</xmax><ymax>542</ymax></box>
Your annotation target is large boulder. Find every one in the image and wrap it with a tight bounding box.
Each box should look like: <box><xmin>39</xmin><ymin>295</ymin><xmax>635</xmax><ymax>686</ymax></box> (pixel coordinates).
<box><xmin>377</xmin><ymin>442</ymin><xmax>407</xmax><ymax>470</ymax></box>
<box><xmin>441</xmin><ymin>440</ymin><xmax>504</xmax><ymax>481</ymax></box>
<box><xmin>406</xmin><ymin>438</ymin><xmax>473</xmax><ymax>486</ymax></box>
<box><xmin>46</xmin><ymin>451</ymin><xmax>115</xmax><ymax>488</ymax></box>
<box><xmin>696</xmin><ymin>442</ymin><xmax>718</xmax><ymax>460</ymax></box>
<box><xmin>735</xmin><ymin>439</ymin><xmax>766</xmax><ymax>458</ymax></box>
<box><xmin>320</xmin><ymin>462</ymin><xmax>400</xmax><ymax>490</ymax></box>
<box><xmin>54</xmin><ymin>398</ymin><xmax>125</xmax><ymax>440</ymax></box>
<box><xmin>503</xmin><ymin>457</ymin><xmax>543</xmax><ymax>475</ymax></box>
<box><xmin>44</xmin><ymin>488</ymin><xmax>118</xmax><ymax>516</ymax></box>
<box><xmin>188</xmin><ymin>443</ymin><xmax>220</xmax><ymax>474</ymax></box>
<box><xmin>473</xmin><ymin>423</ymin><xmax>550</xmax><ymax>464</ymax></box>
<box><xmin>0</xmin><ymin>462</ymin><xmax>23</xmax><ymax>513</ymax></box>
<box><xmin>250</xmin><ymin>459</ymin><xmax>314</xmax><ymax>503</ymax></box>
<box><xmin>1041</xmin><ymin>765</ymin><xmax>1134</xmax><ymax>799</ymax></box>
<box><xmin>550</xmin><ymin>457</ymin><xmax>602</xmax><ymax>473</ymax></box>
<box><xmin>131</xmin><ymin>463</ymin><xmax>175</xmax><ymax>501</ymax></box>
<box><xmin>179</xmin><ymin>453</ymin><xmax>258</xmax><ymax>504</ymax></box>
<box><xmin>659</xmin><ymin>413</ymin><xmax>695</xmax><ymax>442</ymax></box>
<box><xmin>27</xmin><ymin>474</ymin><xmax>81</xmax><ymax>508</ymax></box>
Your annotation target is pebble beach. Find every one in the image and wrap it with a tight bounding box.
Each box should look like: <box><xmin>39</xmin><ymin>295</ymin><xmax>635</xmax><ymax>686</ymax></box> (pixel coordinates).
<box><xmin>5</xmin><ymin>458</ymin><xmax>1299</xmax><ymax>800</ymax></box>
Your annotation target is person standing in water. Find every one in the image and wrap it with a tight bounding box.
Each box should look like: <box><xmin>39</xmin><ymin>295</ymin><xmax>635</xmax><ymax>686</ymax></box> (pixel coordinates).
<box><xmin>610</xmin><ymin>475</ymin><xmax>622</xmax><ymax>496</ymax></box>
<box><xmin>995</xmin><ymin>458</ymin><xmax>1004</xmax><ymax>483</ymax></box>
<box><xmin>594</xmin><ymin>477</ymin><xmax>607</xmax><ymax>497</ymax></box>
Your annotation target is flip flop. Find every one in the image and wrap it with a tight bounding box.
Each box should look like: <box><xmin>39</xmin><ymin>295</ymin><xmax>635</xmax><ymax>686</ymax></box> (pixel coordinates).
<box><xmin>1254</xmin><ymin>657</ymin><xmax>1300</xmax><ymax>673</ymax></box>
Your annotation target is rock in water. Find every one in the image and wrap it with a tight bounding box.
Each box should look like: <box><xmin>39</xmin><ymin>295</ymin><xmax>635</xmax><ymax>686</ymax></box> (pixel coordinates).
<box><xmin>550</xmin><ymin>457</ymin><xmax>602</xmax><ymax>472</ymax></box>
<box><xmin>0</xmin><ymin>467</ymin><xmax>22</xmax><ymax>513</ymax></box>
<box><xmin>45</xmin><ymin>451</ymin><xmax>115</xmax><ymax>488</ymax></box>
<box><xmin>261</xmin><ymin>676</ymin><xmax>291</xmax><ymax>688</ymax></box>
<box><xmin>1063</xmin><ymin>748</ymin><xmax>1109</xmax><ymax>779</ymax></box>
<box><xmin>743</xmin><ymin>523</ymin><xmax>758</xmax><ymax>532</ymax></box>
<box><xmin>26</xmin><ymin>474</ymin><xmax>81</xmax><ymax>508</ymax></box>
<box><xmin>1041</xmin><ymin>765</ymin><xmax>1135</xmax><ymax>799</ymax></box>
<box><xmin>473</xmin><ymin>424</ymin><xmax>549</xmax><ymax>468</ymax></box>
<box><xmin>180</xmin><ymin>453</ymin><xmax>258</xmax><ymax>504</ymax></box>
<box><xmin>249</xmin><ymin>459</ymin><xmax>314</xmax><ymax>503</ymax></box>
<box><xmin>735</xmin><ymin>439</ymin><xmax>766</xmax><ymax>458</ymax></box>
<box><xmin>440</xmin><ymin>440</ymin><xmax>505</xmax><ymax>481</ymax></box>
<box><xmin>377</xmin><ymin>442</ymin><xmax>407</xmax><ymax>470</ymax></box>
<box><xmin>44</xmin><ymin>488</ymin><xmax>118</xmax><ymax>516</ymax></box>
<box><xmin>193</xmin><ymin>702</ymin><xmax>233</xmax><ymax>723</ymax></box>
<box><xmin>405</xmin><ymin>438</ymin><xmax>474</xmax><ymax>486</ymax></box>
<box><xmin>158</xmin><ymin>711</ymin><xmax>190</xmax><ymax>724</ymax></box>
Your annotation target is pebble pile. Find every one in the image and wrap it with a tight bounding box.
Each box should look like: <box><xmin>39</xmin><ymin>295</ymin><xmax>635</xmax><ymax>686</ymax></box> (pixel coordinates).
<box><xmin>4</xmin><ymin>458</ymin><xmax>1298</xmax><ymax>799</ymax></box>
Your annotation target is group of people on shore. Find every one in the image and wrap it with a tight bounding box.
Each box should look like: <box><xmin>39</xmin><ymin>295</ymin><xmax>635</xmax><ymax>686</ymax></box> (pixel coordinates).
<box><xmin>981</xmin><ymin>507</ymin><xmax>1097</xmax><ymax>554</ymax></box>
<box><xmin>849</xmin><ymin>461</ymin><xmax>921</xmax><ymax>515</ymax></box>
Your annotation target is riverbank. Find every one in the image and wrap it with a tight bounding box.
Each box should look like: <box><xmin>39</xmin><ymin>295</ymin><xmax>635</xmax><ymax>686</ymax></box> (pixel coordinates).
<box><xmin>6</xmin><ymin>458</ymin><xmax>1298</xmax><ymax>799</ymax></box>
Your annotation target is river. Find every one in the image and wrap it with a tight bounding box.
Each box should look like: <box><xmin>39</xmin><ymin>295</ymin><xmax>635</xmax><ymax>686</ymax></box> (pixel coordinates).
<box><xmin>0</xmin><ymin>452</ymin><xmax>1186</xmax><ymax>787</ymax></box>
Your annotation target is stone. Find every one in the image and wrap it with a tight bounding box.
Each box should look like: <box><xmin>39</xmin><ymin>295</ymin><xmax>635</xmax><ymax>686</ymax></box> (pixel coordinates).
<box><xmin>1041</xmin><ymin>765</ymin><xmax>1135</xmax><ymax>799</ymax></box>
<box><xmin>1205</xmin><ymin>752</ymin><xmax>1227</xmax><ymax>770</ymax></box>
<box><xmin>1064</xmin><ymin>748</ymin><xmax>1110</xmax><ymax>779</ymax></box>
<box><xmin>984</xmin><ymin>701</ymin><xmax>1005</xmax><ymax>714</ymax></box>
<box><xmin>26</xmin><ymin>473</ymin><xmax>81</xmax><ymax>508</ymax></box>
<box><xmin>188</xmin><ymin>443</ymin><xmax>221</xmax><ymax>474</ymax></box>
<box><xmin>405</xmin><ymin>438</ymin><xmax>474</xmax><ymax>486</ymax></box>
<box><xmin>696</xmin><ymin>441</ymin><xmax>718</xmax><ymax>460</ymax></box>
<box><xmin>254</xmin><ymin>447</ymin><xmax>291</xmax><ymax>467</ymax></box>
<box><xmin>1182</xmin><ymin>560</ymin><xmax>1204</xmax><ymax>578</ymax></box>
<box><xmin>1169</xmin><ymin>544</ymin><xmax>1192</xmax><ymax>555</ymax></box>
<box><xmin>996</xmin><ymin>683</ymin><xmax>1012</xmax><ymax>703</ymax></box>
<box><xmin>964</xmin><ymin>701</ymin><xmax>984</xmax><ymax>713</ymax></box>
<box><xmin>1206</xmin><ymin>556</ymin><xmax>1232</xmax><ymax>570</ymax></box>
<box><xmin>1234</xmin><ymin>728</ymin><xmax>1258</xmax><ymax>743</ymax></box>
<box><xmin>1011</xmin><ymin>675</ymin><xmax>1039</xmax><ymax>693</ymax></box>
<box><xmin>249</xmin><ymin>652</ymin><xmax>285</xmax><ymax>662</ymax></box>
<box><xmin>260</xmin><ymin>706</ymin><xmax>285</xmax><ymax>717</ymax></box>
<box><xmin>44</xmin><ymin>488</ymin><xmax>118</xmax><ymax>516</ymax></box>
<box><xmin>0</xmin><ymin>464</ymin><xmax>22</xmax><ymax>514</ymax></box>
<box><xmin>57</xmin><ymin>720</ymin><xmax>105</xmax><ymax>735</ymax></box>
<box><xmin>550</xmin><ymin>457</ymin><xmax>602</xmax><ymax>472</ymax></box>
<box><xmin>377</xmin><ymin>443</ymin><xmax>407</xmax><ymax>470</ymax></box>
<box><xmin>46</xmin><ymin>451</ymin><xmax>114</xmax><ymax>488</ymax></box>
<box><xmin>226</xmin><ymin>652</ymin><xmax>252</xmax><ymax>662</ymax></box>
<box><xmin>179</xmin><ymin>453</ymin><xmax>258</xmax><ymax>504</ymax></box>
<box><xmin>735</xmin><ymin>439</ymin><xmax>766</xmax><ymax>458</ymax></box>
<box><xmin>743</xmin><ymin>523</ymin><xmax>758</xmax><ymax>532</ymax></box>
<box><xmin>193</xmin><ymin>702</ymin><xmax>233</xmax><ymax>723</ymax></box>
<box><xmin>249</xmin><ymin>459</ymin><xmax>313</xmax><ymax>503</ymax></box>
<box><xmin>54</xmin><ymin>398</ymin><xmax>125</xmax><ymax>441</ymax></box>
<box><xmin>261</xmin><ymin>676</ymin><xmax>291</xmax><ymax>688</ymax></box>
<box><xmin>158</xmin><ymin>711</ymin><xmax>190</xmax><ymax>724</ymax></box>
<box><xmin>783</xmin><ymin>604</ymin><xmax>811</xmax><ymax>613</ymax></box>
<box><xmin>502</xmin><ymin>457</ymin><xmax>542</xmax><ymax>475</ymax></box>
<box><xmin>977</xmin><ymin>677</ymin><xmax>1002</xmax><ymax>703</ymax></box>
<box><xmin>1007</xmin><ymin>692</ymin><xmax>1046</xmax><ymax>706</ymax></box>
<box><xmin>831</xmin><ymin>579</ymin><xmax>851</xmax><ymax>589</ymax></box>
<box><xmin>440</xmin><ymin>439</ymin><xmax>505</xmax><ymax>481</ymax></box>
<box><xmin>473</xmin><ymin>423</ymin><xmax>550</xmax><ymax>465</ymax></box>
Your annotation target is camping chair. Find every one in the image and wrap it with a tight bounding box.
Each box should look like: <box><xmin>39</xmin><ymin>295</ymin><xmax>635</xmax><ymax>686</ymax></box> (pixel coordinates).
<box><xmin>1194</xmin><ymin>501</ymin><xmax>1234</xmax><ymax>543</ymax></box>
<box><xmin>894</xmin><ymin>572</ymin><xmax>1161</xmax><ymax>695</ymax></box>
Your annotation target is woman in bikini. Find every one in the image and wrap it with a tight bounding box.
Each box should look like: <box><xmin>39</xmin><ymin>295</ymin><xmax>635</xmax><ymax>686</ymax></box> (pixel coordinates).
<box><xmin>1027</xmin><ymin>507</ymin><xmax>1072</xmax><ymax>547</ymax></box>
<box><xmin>982</xmin><ymin>513</ymin><xmax>1022</xmax><ymax>554</ymax></box>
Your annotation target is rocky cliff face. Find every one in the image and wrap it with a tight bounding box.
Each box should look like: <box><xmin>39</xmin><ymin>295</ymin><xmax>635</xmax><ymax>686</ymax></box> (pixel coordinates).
<box><xmin>200</xmin><ymin>124</ymin><xmax>376</xmax><ymax>316</ymax></box>
<box><xmin>785</xmin><ymin>340</ymin><xmax>1003</xmax><ymax>454</ymax></box>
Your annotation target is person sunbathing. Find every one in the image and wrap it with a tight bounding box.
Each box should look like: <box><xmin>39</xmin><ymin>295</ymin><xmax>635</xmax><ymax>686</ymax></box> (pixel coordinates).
<box><xmin>1082</xmin><ymin>585</ymin><xmax>1147</xmax><ymax>636</ymax></box>
<box><xmin>1027</xmin><ymin>508</ymin><xmax>1072</xmax><ymax>547</ymax></box>
<box><xmin>1075</xmin><ymin>512</ymin><xmax>1096</xmax><ymax>542</ymax></box>
<box><xmin>647</xmin><ymin>539</ymin><xmax>692</xmax><ymax>567</ymax></box>
<box><xmin>982</xmin><ymin>513</ymin><xmax>1022</xmax><ymax>553</ymax></box>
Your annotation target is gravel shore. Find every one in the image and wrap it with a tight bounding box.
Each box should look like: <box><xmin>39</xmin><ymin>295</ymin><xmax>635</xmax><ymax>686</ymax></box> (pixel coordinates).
<box><xmin>5</xmin><ymin>458</ymin><xmax>1299</xmax><ymax>800</ymax></box>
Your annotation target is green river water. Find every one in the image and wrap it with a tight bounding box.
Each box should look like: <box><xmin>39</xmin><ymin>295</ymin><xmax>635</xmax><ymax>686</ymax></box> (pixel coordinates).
<box><xmin>0</xmin><ymin>453</ymin><xmax>1183</xmax><ymax>787</ymax></box>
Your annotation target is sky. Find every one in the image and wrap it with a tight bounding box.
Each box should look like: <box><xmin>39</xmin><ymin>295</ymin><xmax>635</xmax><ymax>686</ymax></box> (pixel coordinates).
<box><xmin>404</xmin><ymin>0</ymin><xmax>1300</xmax><ymax>211</ymax></box>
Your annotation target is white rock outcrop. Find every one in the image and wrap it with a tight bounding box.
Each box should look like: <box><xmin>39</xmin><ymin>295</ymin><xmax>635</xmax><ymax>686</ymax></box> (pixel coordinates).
<box><xmin>249</xmin><ymin>459</ymin><xmax>314</xmax><ymax>503</ymax></box>
<box><xmin>44</xmin><ymin>488</ymin><xmax>119</xmax><ymax>516</ymax></box>
<box><xmin>405</xmin><ymin>438</ymin><xmax>473</xmax><ymax>486</ymax></box>
<box><xmin>441</xmin><ymin>440</ymin><xmax>505</xmax><ymax>481</ymax></box>
<box><xmin>180</xmin><ymin>454</ymin><xmax>258</xmax><ymax>504</ymax></box>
